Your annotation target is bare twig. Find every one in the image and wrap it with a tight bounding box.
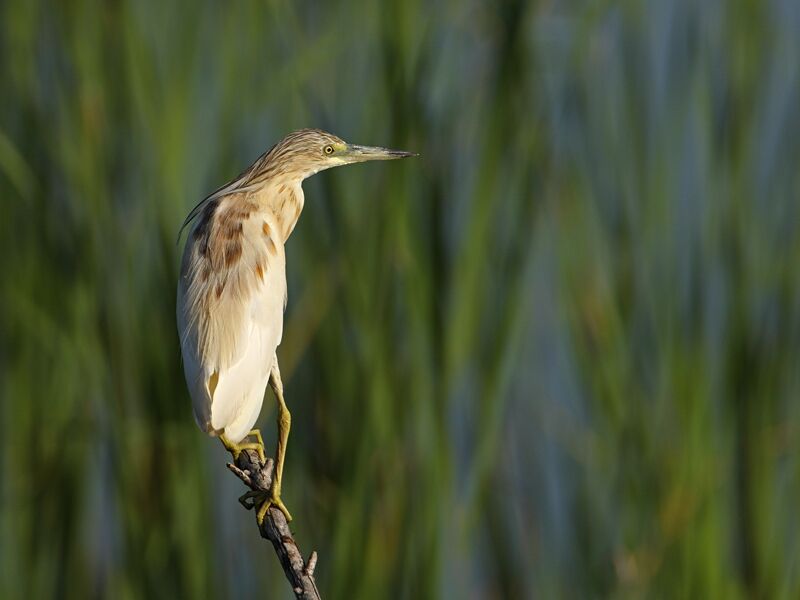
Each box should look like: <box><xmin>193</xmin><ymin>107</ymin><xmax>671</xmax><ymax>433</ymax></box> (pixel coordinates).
<box><xmin>226</xmin><ymin>449</ymin><xmax>321</xmax><ymax>600</ymax></box>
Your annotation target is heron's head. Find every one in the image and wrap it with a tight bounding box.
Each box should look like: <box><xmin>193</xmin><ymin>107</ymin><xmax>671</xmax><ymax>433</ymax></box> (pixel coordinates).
<box><xmin>256</xmin><ymin>128</ymin><xmax>416</xmax><ymax>182</ymax></box>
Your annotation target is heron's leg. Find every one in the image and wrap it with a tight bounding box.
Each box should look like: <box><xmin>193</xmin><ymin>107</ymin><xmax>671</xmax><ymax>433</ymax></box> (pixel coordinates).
<box><xmin>220</xmin><ymin>433</ymin><xmax>266</xmax><ymax>464</ymax></box>
<box><xmin>271</xmin><ymin>364</ymin><xmax>291</xmax><ymax>497</ymax></box>
<box><xmin>255</xmin><ymin>360</ymin><xmax>293</xmax><ymax>524</ymax></box>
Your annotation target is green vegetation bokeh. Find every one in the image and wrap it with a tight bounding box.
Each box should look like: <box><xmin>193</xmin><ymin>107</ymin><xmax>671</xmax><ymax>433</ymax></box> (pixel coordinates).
<box><xmin>2</xmin><ymin>0</ymin><xmax>799</xmax><ymax>598</ymax></box>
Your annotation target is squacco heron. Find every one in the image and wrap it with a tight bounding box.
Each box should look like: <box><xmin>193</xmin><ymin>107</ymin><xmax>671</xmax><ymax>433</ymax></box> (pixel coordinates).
<box><xmin>177</xmin><ymin>129</ymin><xmax>414</xmax><ymax>523</ymax></box>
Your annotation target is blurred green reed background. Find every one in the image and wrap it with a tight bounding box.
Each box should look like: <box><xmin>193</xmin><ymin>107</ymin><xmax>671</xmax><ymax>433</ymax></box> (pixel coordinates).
<box><xmin>1</xmin><ymin>0</ymin><xmax>799</xmax><ymax>598</ymax></box>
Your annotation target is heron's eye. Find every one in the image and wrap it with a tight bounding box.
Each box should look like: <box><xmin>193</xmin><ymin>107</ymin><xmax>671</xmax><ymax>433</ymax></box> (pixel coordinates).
<box><xmin>324</xmin><ymin>145</ymin><xmax>334</xmax><ymax>155</ymax></box>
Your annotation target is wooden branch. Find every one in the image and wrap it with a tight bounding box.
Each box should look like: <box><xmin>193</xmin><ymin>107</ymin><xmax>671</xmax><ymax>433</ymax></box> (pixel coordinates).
<box><xmin>226</xmin><ymin>449</ymin><xmax>321</xmax><ymax>600</ymax></box>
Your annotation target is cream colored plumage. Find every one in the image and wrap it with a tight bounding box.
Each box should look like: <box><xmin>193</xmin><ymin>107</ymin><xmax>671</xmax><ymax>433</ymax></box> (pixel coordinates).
<box><xmin>178</xmin><ymin>198</ymin><xmax>288</xmax><ymax>441</ymax></box>
<box><xmin>176</xmin><ymin>128</ymin><xmax>414</xmax><ymax>523</ymax></box>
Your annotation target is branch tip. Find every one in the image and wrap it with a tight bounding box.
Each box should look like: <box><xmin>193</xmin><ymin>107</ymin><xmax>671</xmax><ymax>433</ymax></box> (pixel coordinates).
<box><xmin>305</xmin><ymin>551</ymin><xmax>318</xmax><ymax>576</ymax></box>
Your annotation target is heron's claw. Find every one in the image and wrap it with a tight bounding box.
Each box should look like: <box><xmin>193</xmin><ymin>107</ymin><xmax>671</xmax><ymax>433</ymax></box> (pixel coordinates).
<box><xmin>256</xmin><ymin>492</ymin><xmax>293</xmax><ymax>524</ymax></box>
<box><xmin>238</xmin><ymin>490</ymin><xmax>293</xmax><ymax>524</ymax></box>
<box><xmin>220</xmin><ymin>430</ymin><xmax>266</xmax><ymax>464</ymax></box>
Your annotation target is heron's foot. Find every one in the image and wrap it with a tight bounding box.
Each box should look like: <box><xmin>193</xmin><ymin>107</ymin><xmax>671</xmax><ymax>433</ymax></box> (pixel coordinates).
<box><xmin>258</xmin><ymin>490</ymin><xmax>293</xmax><ymax>524</ymax></box>
<box><xmin>239</xmin><ymin>489</ymin><xmax>293</xmax><ymax>524</ymax></box>
<box><xmin>220</xmin><ymin>430</ymin><xmax>266</xmax><ymax>464</ymax></box>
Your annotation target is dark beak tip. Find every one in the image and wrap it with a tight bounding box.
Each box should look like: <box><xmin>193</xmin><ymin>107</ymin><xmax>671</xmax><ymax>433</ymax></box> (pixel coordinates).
<box><xmin>347</xmin><ymin>144</ymin><xmax>418</xmax><ymax>160</ymax></box>
<box><xmin>389</xmin><ymin>149</ymin><xmax>417</xmax><ymax>158</ymax></box>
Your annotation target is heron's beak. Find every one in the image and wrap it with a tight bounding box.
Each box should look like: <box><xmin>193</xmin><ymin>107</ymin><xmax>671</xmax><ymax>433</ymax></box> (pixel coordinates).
<box><xmin>344</xmin><ymin>144</ymin><xmax>417</xmax><ymax>163</ymax></box>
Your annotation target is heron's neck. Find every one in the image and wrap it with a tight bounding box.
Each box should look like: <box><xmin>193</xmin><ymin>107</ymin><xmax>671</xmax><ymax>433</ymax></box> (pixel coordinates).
<box><xmin>259</xmin><ymin>180</ymin><xmax>305</xmax><ymax>242</ymax></box>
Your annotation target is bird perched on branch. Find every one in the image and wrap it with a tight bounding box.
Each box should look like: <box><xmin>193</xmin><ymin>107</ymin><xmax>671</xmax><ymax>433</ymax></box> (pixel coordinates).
<box><xmin>177</xmin><ymin>128</ymin><xmax>414</xmax><ymax>523</ymax></box>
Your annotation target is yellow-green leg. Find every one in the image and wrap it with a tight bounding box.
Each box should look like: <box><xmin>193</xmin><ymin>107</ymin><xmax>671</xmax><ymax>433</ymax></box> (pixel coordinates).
<box><xmin>220</xmin><ymin>429</ymin><xmax>266</xmax><ymax>464</ymax></box>
<box><xmin>256</xmin><ymin>360</ymin><xmax>293</xmax><ymax>524</ymax></box>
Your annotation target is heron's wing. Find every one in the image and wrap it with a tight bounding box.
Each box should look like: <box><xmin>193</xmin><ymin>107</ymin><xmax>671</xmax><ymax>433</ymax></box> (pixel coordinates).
<box><xmin>176</xmin><ymin>142</ymin><xmax>280</xmax><ymax>243</ymax></box>
<box><xmin>177</xmin><ymin>193</ymin><xmax>286</xmax><ymax>437</ymax></box>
